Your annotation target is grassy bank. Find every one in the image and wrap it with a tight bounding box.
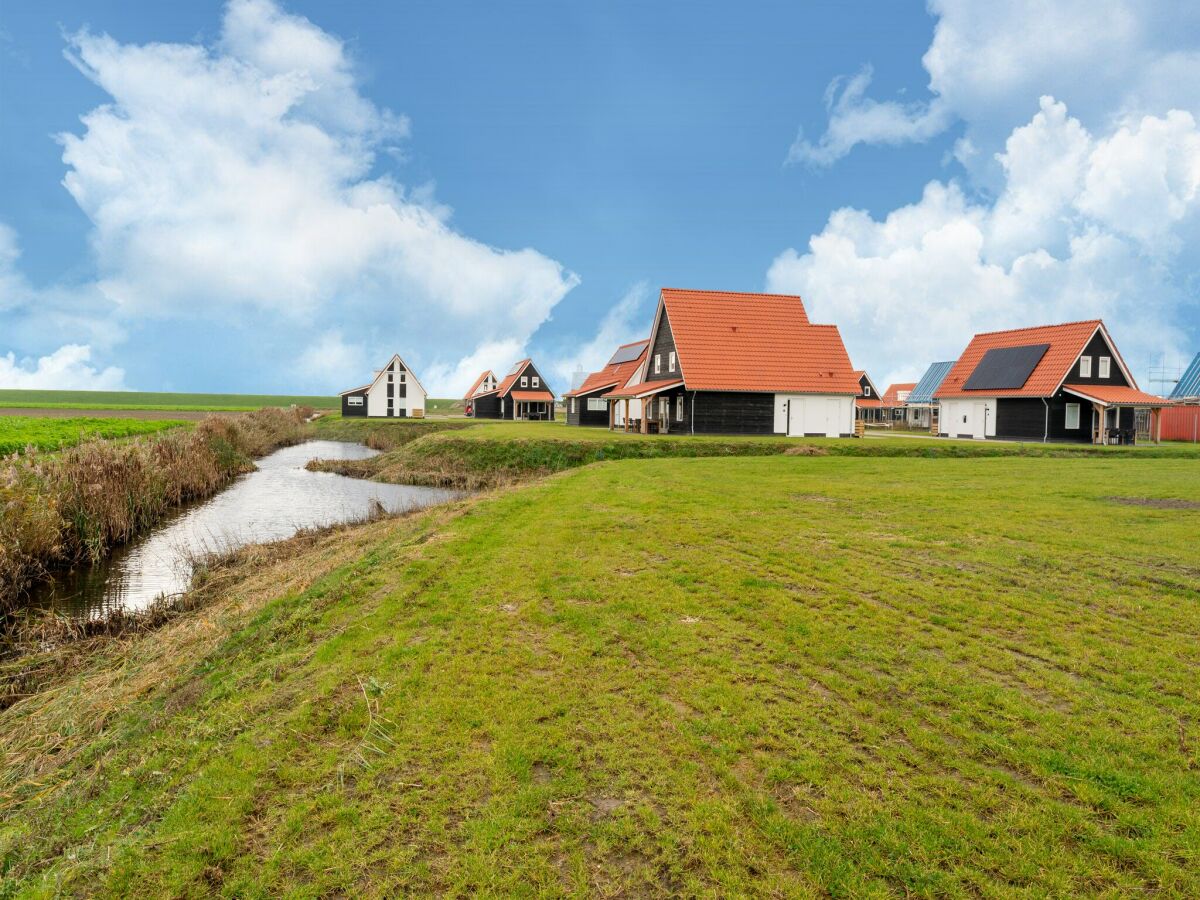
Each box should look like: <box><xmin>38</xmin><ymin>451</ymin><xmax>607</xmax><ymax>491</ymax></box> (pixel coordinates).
<box><xmin>0</xmin><ymin>416</ymin><xmax>187</xmax><ymax>455</ymax></box>
<box><xmin>309</xmin><ymin>417</ymin><xmax>1200</xmax><ymax>489</ymax></box>
<box><xmin>0</xmin><ymin>408</ymin><xmax>310</xmax><ymax>616</ymax></box>
<box><xmin>1</xmin><ymin>453</ymin><xmax>1198</xmax><ymax>895</ymax></box>
<box><xmin>0</xmin><ymin>389</ymin><xmax>337</xmax><ymax>412</ymax></box>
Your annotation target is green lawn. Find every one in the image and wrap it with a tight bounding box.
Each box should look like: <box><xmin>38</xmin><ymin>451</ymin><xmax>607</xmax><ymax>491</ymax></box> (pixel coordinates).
<box><xmin>0</xmin><ymin>389</ymin><xmax>339</xmax><ymax>411</ymax></box>
<box><xmin>0</xmin><ymin>416</ymin><xmax>187</xmax><ymax>455</ymax></box>
<box><xmin>3</xmin><ymin>453</ymin><xmax>1199</xmax><ymax>896</ymax></box>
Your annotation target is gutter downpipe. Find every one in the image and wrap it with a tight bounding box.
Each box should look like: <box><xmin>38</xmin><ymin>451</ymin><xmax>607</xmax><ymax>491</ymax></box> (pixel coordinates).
<box><xmin>691</xmin><ymin>390</ymin><xmax>697</xmax><ymax>435</ymax></box>
<box><xmin>1042</xmin><ymin>398</ymin><xmax>1050</xmax><ymax>443</ymax></box>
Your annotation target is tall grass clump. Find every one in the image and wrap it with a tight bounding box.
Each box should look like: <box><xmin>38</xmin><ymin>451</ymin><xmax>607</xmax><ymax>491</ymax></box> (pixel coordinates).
<box><xmin>0</xmin><ymin>407</ymin><xmax>308</xmax><ymax>619</ymax></box>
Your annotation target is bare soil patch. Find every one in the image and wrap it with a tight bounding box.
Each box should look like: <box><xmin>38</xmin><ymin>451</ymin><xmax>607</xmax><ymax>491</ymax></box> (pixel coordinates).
<box><xmin>1108</xmin><ymin>496</ymin><xmax>1200</xmax><ymax>510</ymax></box>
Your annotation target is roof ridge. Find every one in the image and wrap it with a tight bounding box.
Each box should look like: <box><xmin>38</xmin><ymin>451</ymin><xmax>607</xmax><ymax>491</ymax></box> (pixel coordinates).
<box><xmin>661</xmin><ymin>287</ymin><xmax>803</xmax><ymax>300</ymax></box>
<box><xmin>969</xmin><ymin>319</ymin><xmax>1102</xmax><ymax>338</ymax></box>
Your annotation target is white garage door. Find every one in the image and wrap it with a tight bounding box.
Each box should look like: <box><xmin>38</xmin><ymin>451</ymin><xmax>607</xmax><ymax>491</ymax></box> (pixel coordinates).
<box><xmin>787</xmin><ymin>397</ymin><xmax>844</xmax><ymax>438</ymax></box>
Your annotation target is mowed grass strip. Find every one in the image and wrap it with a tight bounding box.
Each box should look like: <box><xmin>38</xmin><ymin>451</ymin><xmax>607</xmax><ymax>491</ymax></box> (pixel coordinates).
<box><xmin>0</xmin><ymin>416</ymin><xmax>187</xmax><ymax>455</ymax></box>
<box><xmin>2</xmin><ymin>455</ymin><xmax>1199</xmax><ymax>896</ymax></box>
<box><xmin>0</xmin><ymin>388</ymin><xmax>338</xmax><ymax>411</ymax></box>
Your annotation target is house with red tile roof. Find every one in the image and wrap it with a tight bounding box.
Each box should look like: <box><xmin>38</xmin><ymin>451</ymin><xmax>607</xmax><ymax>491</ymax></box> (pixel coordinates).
<box><xmin>563</xmin><ymin>339</ymin><xmax>649</xmax><ymax>427</ymax></box>
<box><xmin>464</xmin><ymin>359</ymin><xmax>556</xmax><ymax>420</ymax></box>
<box><xmin>604</xmin><ymin>288</ymin><xmax>860</xmax><ymax>436</ymax></box>
<box><xmin>934</xmin><ymin>320</ymin><xmax>1169</xmax><ymax>443</ymax></box>
<box><xmin>880</xmin><ymin>381</ymin><xmax>918</xmax><ymax>427</ymax></box>
<box><xmin>853</xmin><ymin>370</ymin><xmax>886</xmax><ymax>424</ymax></box>
<box><xmin>463</xmin><ymin>370</ymin><xmax>497</xmax><ymax>405</ymax></box>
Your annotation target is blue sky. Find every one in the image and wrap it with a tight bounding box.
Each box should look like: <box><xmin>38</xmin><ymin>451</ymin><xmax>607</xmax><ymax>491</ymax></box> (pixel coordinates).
<box><xmin>1</xmin><ymin>0</ymin><xmax>1198</xmax><ymax>395</ymax></box>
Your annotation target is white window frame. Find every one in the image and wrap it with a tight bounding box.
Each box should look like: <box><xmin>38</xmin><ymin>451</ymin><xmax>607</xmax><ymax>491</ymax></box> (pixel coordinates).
<box><xmin>863</xmin><ymin>386</ymin><xmax>871</xmax><ymax>397</ymax></box>
<box><xmin>1098</xmin><ymin>356</ymin><xmax>1111</xmax><ymax>378</ymax></box>
<box><xmin>532</xmin><ymin>376</ymin><xmax>540</xmax><ymax>388</ymax></box>
<box><xmin>520</xmin><ymin>376</ymin><xmax>528</xmax><ymax>388</ymax></box>
<box><xmin>654</xmin><ymin>354</ymin><xmax>661</xmax><ymax>374</ymax></box>
<box><xmin>587</xmin><ymin>397</ymin><xmax>607</xmax><ymax>412</ymax></box>
<box><xmin>1079</xmin><ymin>356</ymin><xmax>1092</xmax><ymax>378</ymax></box>
<box><xmin>668</xmin><ymin>351</ymin><xmax>676</xmax><ymax>373</ymax></box>
<box><xmin>570</xmin><ymin>397</ymin><xmax>576</xmax><ymax>414</ymax></box>
<box><xmin>347</xmin><ymin>396</ymin><xmax>364</xmax><ymax>406</ymax></box>
<box><xmin>1065</xmin><ymin>402</ymin><xmax>1080</xmax><ymax>430</ymax></box>
<box><xmin>676</xmin><ymin>394</ymin><xmax>684</xmax><ymax>422</ymax></box>
<box><xmin>501</xmin><ymin>398</ymin><xmax>505</xmax><ymax>415</ymax></box>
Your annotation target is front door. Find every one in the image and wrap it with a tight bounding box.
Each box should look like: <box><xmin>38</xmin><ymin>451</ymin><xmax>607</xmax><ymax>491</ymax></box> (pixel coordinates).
<box><xmin>971</xmin><ymin>402</ymin><xmax>987</xmax><ymax>439</ymax></box>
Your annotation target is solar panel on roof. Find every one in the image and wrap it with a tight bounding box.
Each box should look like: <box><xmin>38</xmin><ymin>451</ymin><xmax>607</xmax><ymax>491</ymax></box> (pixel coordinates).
<box><xmin>1169</xmin><ymin>352</ymin><xmax>1200</xmax><ymax>399</ymax></box>
<box><xmin>607</xmin><ymin>341</ymin><xmax>648</xmax><ymax>366</ymax></box>
<box><xmin>962</xmin><ymin>343</ymin><xmax>1050</xmax><ymax>391</ymax></box>
<box><xmin>907</xmin><ymin>361</ymin><xmax>954</xmax><ymax>404</ymax></box>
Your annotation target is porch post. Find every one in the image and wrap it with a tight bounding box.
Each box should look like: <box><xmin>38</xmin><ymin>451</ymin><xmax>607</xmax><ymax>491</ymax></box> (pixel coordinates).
<box><xmin>1155</xmin><ymin>407</ymin><xmax>1162</xmax><ymax>444</ymax></box>
<box><xmin>624</xmin><ymin>399</ymin><xmax>630</xmax><ymax>433</ymax></box>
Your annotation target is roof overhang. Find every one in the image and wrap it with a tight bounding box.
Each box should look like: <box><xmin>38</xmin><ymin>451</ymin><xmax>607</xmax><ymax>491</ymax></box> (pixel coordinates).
<box><xmin>564</xmin><ymin>380</ymin><xmax>619</xmax><ymax>399</ymax></box>
<box><xmin>604</xmin><ymin>379</ymin><xmax>684</xmax><ymax>400</ymax></box>
<box><xmin>1062</xmin><ymin>385</ymin><xmax>1171</xmax><ymax>407</ymax></box>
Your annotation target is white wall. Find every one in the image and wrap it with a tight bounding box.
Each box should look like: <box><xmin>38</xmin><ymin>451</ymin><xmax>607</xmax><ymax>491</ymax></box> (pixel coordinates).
<box><xmin>365</xmin><ymin>360</ymin><xmax>426</xmax><ymax>417</ymax></box>
<box><xmin>775</xmin><ymin>394</ymin><xmax>854</xmax><ymax>437</ymax></box>
<box><xmin>610</xmin><ymin>397</ymin><xmax>643</xmax><ymax>426</ymax></box>
<box><xmin>939</xmin><ymin>398</ymin><xmax>996</xmax><ymax>438</ymax></box>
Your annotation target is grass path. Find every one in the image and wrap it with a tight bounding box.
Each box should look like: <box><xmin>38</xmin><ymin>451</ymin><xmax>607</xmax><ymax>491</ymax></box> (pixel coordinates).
<box><xmin>2</xmin><ymin>455</ymin><xmax>1199</xmax><ymax>895</ymax></box>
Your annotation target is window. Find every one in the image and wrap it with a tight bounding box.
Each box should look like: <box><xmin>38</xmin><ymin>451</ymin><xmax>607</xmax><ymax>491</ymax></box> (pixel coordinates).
<box><xmin>520</xmin><ymin>376</ymin><xmax>528</xmax><ymax>388</ymax></box>
<box><xmin>587</xmin><ymin>397</ymin><xmax>607</xmax><ymax>411</ymax></box>
<box><xmin>532</xmin><ymin>376</ymin><xmax>540</xmax><ymax>388</ymax></box>
<box><xmin>668</xmin><ymin>351</ymin><xmax>676</xmax><ymax>373</ymax></box>
<box><xmin>1079</xmin><ymin>355</ymin><xmax>1092</xmax><ymax>378</ymax></box>
<box><xmin>398</xmin><ymin>371</ymin><xmax>405</xmax><ymax>383</ymax></box>
<box><xmin>1065</xmin><ymin>403</ymin><xmax>1080</xmax><ymax>430</ymax></box>
<box><xmin>863</xmin><ymin>386</ymin><xmax>871</xmax><ymax>397</ymax></box>
<box><xmin>1099</xmin><ymin>356</ymin><xmax>1111</xmax><ymax>378</ymax></box>
<box><xmin>570</xmin><ymin>398</ymin><xmax>576</xmax><ymax>413</ymax></box>
<box><xmin>654</xmin><ymin>354</ymin><xmax>661</xmax><ymax>374</ymax></box>
<box><xmin>500</xmin><ymin>398</ymin><xmax>505</xmax><ymax>415</ymax></box>
<box><xmin>347</xmin><ymin>396</ymin><xmax>363</xmax><ymax>406</ymax></box>
<box><xmin>676</xmin><ymin>394</ymin><xmax>684</xmax><ymax>421</ymax></box>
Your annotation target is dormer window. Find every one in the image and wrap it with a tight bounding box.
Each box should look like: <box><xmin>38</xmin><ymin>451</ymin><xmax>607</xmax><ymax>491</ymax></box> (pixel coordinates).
<box><xmin>1098</xmin><ymin>356</ymin><xmax>1111</xmax><ymax>378</ymax></box>
<box><xmin>1079</xmin><ymin>356</ymin><xmax>1092</xmax><ymax>378</ymax></box>
<box><xmin>668</xmin><ymin>351</ymin><xmax>676</xmax><ymax>373</ymax></box>
<box><xmin>520</xmin><ymin>376</ymin><xmax>528</xmax><ymax>388</ymax></box>
<box><xmin>654</xmin><ymin>354</ymin><xmax>661</xmax><ymax>374</ymax></box>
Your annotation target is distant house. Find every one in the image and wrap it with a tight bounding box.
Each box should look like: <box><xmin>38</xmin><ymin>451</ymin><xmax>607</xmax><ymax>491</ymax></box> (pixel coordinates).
<box><xmin>604</xmin><ymin>288</ymin><xmax>859</xmax><ymax>436</ymax></box>
<box><xmin>339</xmin><ymin>354</ymin><xmax>427</xmax><ymax>418</ymax></box>
<box><xmin>466</xmin><ymin>359</ymin><xmax>556</xmax><ymax>420</ymax></box>
<box><xmin>854</xmin><ymin>371</ymin><xmax>885</xmax><ymax>424</ymax></box>
<box><xmin>463</xmin><ymin>370</ymin><xmax>498</xmax><ymax>415</ymax></box>
<box><xmin>563</xmin><ymin>339</ymin><xmax>649</xmax><ymax>427</ymax></box>
<box><xmin>880</xmin><ymin>382</ymin><xmax>918</xmax><ymax>427</ymax></box>
<box><xmin>905</xmin><ymin>361</ymin><xmax>955</xmax><ymax>430</ymax></box>
<box><xmin>935</xmin><ymin>320</ymin><xmax>1168</xmax><ymax>443</ymax></box>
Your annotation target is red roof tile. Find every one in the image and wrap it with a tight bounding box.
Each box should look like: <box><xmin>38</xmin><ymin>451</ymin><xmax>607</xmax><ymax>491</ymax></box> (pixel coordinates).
<box><xmin>495</xmin><ymin>359</ymin><xmax>552</xmax><ymax>398</ymax></box>
<box><xmin>463</xmin><ymin>370</ymin><xmax>496</xmax><ymax>400</ymax></box>
<box><xmin>936</xmin><ymin>320</ymin><xmax>1107</xmax><ymax>399</ymax></box>
<box><xmin>1062</xmin><ymin>385</ymin><xmax>1169</xmax><ymax>406</ymax></box>
<box><xmin>603</xmin><ymin>379</ymin><xmax>684</xmax><ymax>400</ymax></box>
<box><xmin>564</xmin><ymin>340</ymin><xmax>649</xmax><ymax>398</ymax></box>
<box><xmin>856</xmin><ymin>397</ymin><xmax>883</xmax><ymax>409</ymax></box>
<box><xmin>880</xmin><ymin>383</ymin><xmax>917</xmax><ymax>408</ymax></box>
<box><xmin>510</xmin><ymin>390</ymin><xmax>555</xmax><ymax>402</ymax></box>
<box><xmin>657</xmin><ymin>289</ymin><xmax>859</xmax><ymax>394</ymax></box>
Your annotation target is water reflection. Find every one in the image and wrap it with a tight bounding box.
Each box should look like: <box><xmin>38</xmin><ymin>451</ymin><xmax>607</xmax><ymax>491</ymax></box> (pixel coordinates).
<box><xmin>32</xmin><ymin>440</ymin><xmax>458</xmax><ymax>618</ymax></box>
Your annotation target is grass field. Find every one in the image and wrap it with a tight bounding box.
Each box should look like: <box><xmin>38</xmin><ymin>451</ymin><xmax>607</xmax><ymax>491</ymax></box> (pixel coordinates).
<box><xmin>2</xmin><ymin>451</ymin><xmax>1199</xmax><ymax>896</ymax></box>
<box><xmin>0</xmin><ymin>389</ymin><xmax>338</xmax><ymax>412</ymax></box>
<box><xmin>0</xmin><ymin>416</ymin><xmax>187</xmax><ymax>455</ymax></box>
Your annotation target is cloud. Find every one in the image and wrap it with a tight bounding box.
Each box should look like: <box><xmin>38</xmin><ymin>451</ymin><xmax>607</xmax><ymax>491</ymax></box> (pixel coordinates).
<box><xmin>768</xmin><ymin>98</ymin><xmax>1197</xmax><ymax>386</ymax></box>
<box><xmin>29</xmin><ymin>0</ymin><xmax>577</xmax><ymax>393</ymax></box>
<box><xmin>787</xmin><ymin>66</ymin><xmax>952</xmax><ymax>167</ymax></box>
<box><xmin>792</xmin><ymin>0</ymin><xmax>1200</xmax><ymax>166</ymax></box>
<box><xmin>0</xmin><ymin>344</ymin><xmax>127</xmax><ymax>390</ymax></box>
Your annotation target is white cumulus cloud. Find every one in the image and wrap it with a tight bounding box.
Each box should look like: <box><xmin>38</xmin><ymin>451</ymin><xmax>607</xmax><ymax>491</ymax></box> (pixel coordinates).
<box><xmin>769</xmin><ymin>98</ymin><xmax>1198</xmax><ymax>386</ymax></box>
<box><xmin>0</xmin><ymin>344</ymin><xmax>127</xmax><ymax>390</ymax></box>
<box><xmin>40</xmin><ymin>0</ymin><xmax>578</xmax><ymax>394</ymax></box>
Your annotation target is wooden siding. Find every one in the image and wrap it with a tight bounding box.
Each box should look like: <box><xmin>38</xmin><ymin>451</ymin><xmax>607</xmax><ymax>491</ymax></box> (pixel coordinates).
<box><xmin>646</xmin><ymin>309</ymin><xmax>679</xmax><ymax>383</ymax></box>
<box><xmin>471</xmin><ymin>394</ymin><xmax>502</xmax><ymax>418</ymax></box>
<box><xmin>1066</xmin><ymin>331</ymin><xmax>1130</xmax><ymax>387</ymax></box>
<box><xmin>566</xmin><ymin>389</ymin><xmax>610</xmax><ymax>426</ymax></box>
<box><xmin>996</xmin><ymin>394</ymin><xmax>1135</xmax><ymax>442</ymax></box>
<box><xmin>691</xmin><ymin>391</ymin><xmax>774</xmax><ymax>435</ymax></box>
<box><xmin>341</xmin><ymin>394</ymin><xmax>367</xmax><ymax>417</ymax></box>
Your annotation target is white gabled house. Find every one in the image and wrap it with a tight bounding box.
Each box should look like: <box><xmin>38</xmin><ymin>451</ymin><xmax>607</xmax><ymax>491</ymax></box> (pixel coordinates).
<box><xmin>339</xmin><ymin>354</ymin><xmax>428</xmax><ymax>418</ymax></box>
